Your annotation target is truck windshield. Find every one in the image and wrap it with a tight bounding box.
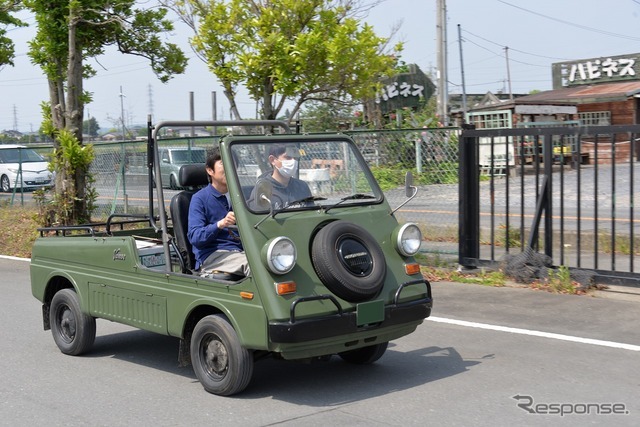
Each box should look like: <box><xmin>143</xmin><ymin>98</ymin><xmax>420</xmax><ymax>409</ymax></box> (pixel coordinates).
<box><xmin>230</xmin><ymin>139</ymin><xmax>383</xmax><ymax>213</ymax></box>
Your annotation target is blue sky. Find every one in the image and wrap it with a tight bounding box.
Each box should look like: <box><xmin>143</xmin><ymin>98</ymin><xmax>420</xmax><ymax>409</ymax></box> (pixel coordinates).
<box><xmin>2</xmin><ymin>0</ymin><xmax>640</xmax><ymax>133</ymax></box>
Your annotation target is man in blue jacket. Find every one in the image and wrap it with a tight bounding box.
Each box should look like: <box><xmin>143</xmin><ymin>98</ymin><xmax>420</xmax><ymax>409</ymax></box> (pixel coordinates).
<box><xmin>187</xmin><ymin>151</ymin><xmax>250</xmax><ymax>278</ymax></box>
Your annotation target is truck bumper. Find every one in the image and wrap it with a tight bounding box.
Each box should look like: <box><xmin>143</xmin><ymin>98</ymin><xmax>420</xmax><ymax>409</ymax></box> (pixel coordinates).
<box><xmin>268</xmin><ymin>279</ymin><xmax>432</xmax><ymax>344</ymax></box>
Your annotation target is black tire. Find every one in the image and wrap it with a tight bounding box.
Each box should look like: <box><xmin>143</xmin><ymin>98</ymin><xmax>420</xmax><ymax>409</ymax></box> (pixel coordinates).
<box><xmin>311</xmin><ymin>221</ymin><xmax>387</xmax><ymax>302</ymax></box>
<box><xmin>339</xmin><ymin>342</ymin><xmax>388</xmax><ymax>364</ymax></box>
<box><xmin>191</xmin><ymin>314</ymin><xmax>253</xmax><ymax>396</ymax></box>
<box><xmin>169</xmin><ymin>174</ymin><xmax>178</xmax><ymax>190</ymax></box>
<box><xmin>1</xmin><ymin>175</ymin><xmax>10</xmax><ymax>193</ymax></box>
<box><xmin>49</xmin><ymin>289</ymin><xmax>96</xmax><ymax>356</ymax></box>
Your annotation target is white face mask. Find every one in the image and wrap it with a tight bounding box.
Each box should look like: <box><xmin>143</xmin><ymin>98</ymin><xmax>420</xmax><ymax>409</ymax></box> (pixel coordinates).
<box><xmin>277</xmin><ymin>158</ymin><xmax>298</xmax><ymax>178</ymax></box>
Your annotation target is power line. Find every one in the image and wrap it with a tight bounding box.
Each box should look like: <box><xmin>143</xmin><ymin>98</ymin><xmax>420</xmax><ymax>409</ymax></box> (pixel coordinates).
<box><xmin>462</xmin><ymin>29</ymin><xmax>570</xmax><ymax>61</ymax></box>
<box><xmin>497</xmin><ymin>0</ymin><xmax>640</xmax><ymax>42</ymax></box>
<box><xmin>461</xmin><ymin>36</ymin><xmax>548</xmax><ymax>68</ymax></box>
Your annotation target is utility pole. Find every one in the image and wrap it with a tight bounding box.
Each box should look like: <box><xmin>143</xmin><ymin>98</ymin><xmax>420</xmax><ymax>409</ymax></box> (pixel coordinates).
<box><xmin>211</xmin><ymin>91</ymin><xmax>217</xmax><ymax>137</ymax></box>
<box><xmin>119</xmin><ymin>86</ymin><xmax>126</xmax><ymax>140</ymax></box>
<box><xmin>436</xmin><ymin>0</ymin><xmax>448</xmax><ymax>126</ymax></box>
<box><xmin>189</xmin><ymin>91</ymin><xmax>195</xmax><ymax>138</ymax></box>
<box><xmin>147</xmin><ymin>84</ymin><xmax>154</xmax><ymax>119</ymax></box>
<box><xmin>457</xmin><ymin>24</ymin><xmax>468</xmax><ymax>122</ymax></box>
<box><xmin>12</xmin><ymin>104</ymin><xmax>18</xmax><ymax>131</ymax></box>
<box><xmin>505</xmin><ymin>46</ymin><xmax>514</xmax><ymax>101</ymax></box>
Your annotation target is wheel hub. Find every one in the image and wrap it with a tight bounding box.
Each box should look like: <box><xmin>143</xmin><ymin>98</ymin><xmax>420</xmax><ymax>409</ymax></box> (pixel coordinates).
<box><xmin>59</xmin><ymin>307</ymin><xmax>77</xmax><ymax>341</ymax></box>
<box><xmin>204</xmin><ymin>338</ymin><xmax>228</xmax><ymax>376</ymax></box>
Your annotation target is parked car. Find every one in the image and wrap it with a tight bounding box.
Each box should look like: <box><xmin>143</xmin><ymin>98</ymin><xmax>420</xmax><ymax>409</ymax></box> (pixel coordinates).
<box><xmin>159</xmin><ymin>146</ymin><xmax>206</xmax><ymax>189</ymax></box>
<box><xmin>0</xmin><ymin>144</ymin><xmax>54</xmax><ymax>192</ymax></box>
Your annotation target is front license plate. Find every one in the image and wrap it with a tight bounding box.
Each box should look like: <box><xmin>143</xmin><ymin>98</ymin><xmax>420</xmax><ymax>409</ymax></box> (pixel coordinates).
<box><xmin>356</xmin><ymin>299</ymin><xmax>384</xmax><ymax>326</ymax></box>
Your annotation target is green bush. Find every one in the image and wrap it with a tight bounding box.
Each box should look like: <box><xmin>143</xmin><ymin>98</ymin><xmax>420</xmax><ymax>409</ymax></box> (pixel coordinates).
<box><xmin>370</xmin><ymin>165</ymin><xmax>459</xmax><ymax>191</ymax></box>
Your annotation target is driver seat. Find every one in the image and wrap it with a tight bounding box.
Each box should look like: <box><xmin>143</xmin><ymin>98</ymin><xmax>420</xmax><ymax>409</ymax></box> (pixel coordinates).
<box><xmin>169</xmin><ymin>164</ymin><xmax>242</xmax><ymax>281</ymax></box>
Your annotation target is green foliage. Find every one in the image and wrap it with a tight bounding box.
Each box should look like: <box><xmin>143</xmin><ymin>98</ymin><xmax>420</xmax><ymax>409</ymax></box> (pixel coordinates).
<box><xmin>597</xmin><ymin>232</ymin><xmax>640</xmax><ymax>255</ymax></box>
<box><xmin>174</xmin><ymin>0</ymin><xmax>399</xmax><ymax>120</ymax></box>
<box><xmin>497</xmin><ymin>223</ymin><xmax>523</xmax><ymax>248</ymax></box>
<box><xmin>386</xmin><ymin>97</ymin><xmax>440</xmax><ymax>129</ymax></box>
<box><xmin>300</xmin><ymin>102</ymin><xmax>356</xmax><ymax>132</ymax></box>
<box><xmin>83</xmin><ymin>117</ymin><xmax>100</xmax><ymax>137</ymax></box>
<box><xmin>421</xmin><ymin>266</ymin><xmax>507</xmax><ymax>287</ymax></box>
<box><xmin>0</xmin><ymin>0</ymin><xmax>26</xmax><ymax>67</ymax></box>
<box><xmin>26</xmin><ymin>0</ymin><xmax>187</xmax><ymax>84</ymax></box>
<box><xmin>39</xmin><ymin>102</ymin><xmax>56</xmax><ymax>139</ymax></box>
<box><xmin>34</xmin><ymin>129</ymin><xmax>97</xmax><ymax>226</ymax></box>
<box><xmin>370</xmin><ymin>165</ymin><xmax>458</xmax><ymax>191</ymax></box>
<box><xmin>25</xmin><ymin>0</ymin><xmax>187</xmax><ymax>225</ymax></box>
<box><xmin>546</xmin><ymin>266</ymin><xmax>577</xmax><ymax>294</ymax></box>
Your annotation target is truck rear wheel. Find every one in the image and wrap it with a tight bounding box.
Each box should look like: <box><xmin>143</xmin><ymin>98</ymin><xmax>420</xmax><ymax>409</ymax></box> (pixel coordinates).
<box><xmin>50</xmin><ymin>289</ymin><xmax>96</xmax><ymax>356</ymax></box>
<box><xmin>190</xmin><ymin>314</ymin><xmax>253</xmax><ymax>396</ymax></box>
<box><xmin>339</xmin><ymin>342</ymin><xmax>388</xmax><ymax>364</ymax></box>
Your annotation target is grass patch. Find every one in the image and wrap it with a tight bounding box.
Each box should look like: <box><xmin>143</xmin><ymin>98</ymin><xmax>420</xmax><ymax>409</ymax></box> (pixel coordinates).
<box><xmin>0</xmin><ymin>202</ymin><xmax>41</xmax><ymax>258</ymax></box>
<box><xmin>421</xmin><ymin>266</ymin><xmax>507</xmax><ymax>286</ymax></box>
<box><xmin>598</xmin><ymin>233</ymin><xmax>640</xmax><ymax>256</ymax></box>
<box><xmin>529</xmin><ymin>266</ymin><xmax>589</xmax><ymax>295</ymax></box>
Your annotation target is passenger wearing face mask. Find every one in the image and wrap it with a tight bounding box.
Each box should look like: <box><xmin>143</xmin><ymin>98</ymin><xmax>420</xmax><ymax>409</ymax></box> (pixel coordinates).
<box><xmin>248</xmin><ymin>144</ymin><xmax>312</xmax><ymax>210</ymax></box>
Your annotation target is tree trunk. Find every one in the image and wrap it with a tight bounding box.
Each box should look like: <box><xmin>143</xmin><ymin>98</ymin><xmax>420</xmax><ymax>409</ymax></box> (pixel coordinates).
<box><xmin>66</xmin><ymin>13</ymin><xmax>88</xmax><ymax>223</ymax></box>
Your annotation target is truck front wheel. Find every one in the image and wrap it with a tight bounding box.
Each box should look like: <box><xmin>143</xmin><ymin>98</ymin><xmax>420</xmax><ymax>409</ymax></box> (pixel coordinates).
<box><xmin>50</xmin><ymin>289</ymin><xmax>96</xmax><ymax>356</ymax></box>
<box><xmin>190</xmin><ymin>314</ymin><xmax>253</xmax><ymax>396</ymax></box>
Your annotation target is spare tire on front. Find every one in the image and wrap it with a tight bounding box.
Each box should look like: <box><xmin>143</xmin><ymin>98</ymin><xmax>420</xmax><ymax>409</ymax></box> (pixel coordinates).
<box><xmin>311</xmin><ymin>221</ymin><xmax>386</xmax><ymax>302</ymax></box>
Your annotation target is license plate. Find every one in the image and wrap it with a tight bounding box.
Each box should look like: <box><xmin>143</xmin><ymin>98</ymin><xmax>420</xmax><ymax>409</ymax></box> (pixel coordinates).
<box><xmin>356</xmin><ymin>299</ymin><xmax>384</xmax><ymax>326</ymax></box>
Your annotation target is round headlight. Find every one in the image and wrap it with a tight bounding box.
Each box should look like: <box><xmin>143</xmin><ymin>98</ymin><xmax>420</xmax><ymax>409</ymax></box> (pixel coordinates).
<box><xmin>396</xmin><ymin>223</ymin><xmax>422</xmax><ymax>256</ymax></box>
<box><xmin>265</xmin><ymin>236</ymin><xmax>297</xmax><ymax>274</ymax></box>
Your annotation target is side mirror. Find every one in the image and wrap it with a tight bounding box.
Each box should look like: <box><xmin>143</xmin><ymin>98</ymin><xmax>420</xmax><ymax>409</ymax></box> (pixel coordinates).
<box><xmin>405</xmin><ymin>171</ymin><xmax>414</xmax><ymax>197</ymax></box>
<box><xmin>253</xmin><ymin>179</ymin><xmax>276</xmax><ymax>229</ymax></box>
<box><xmin>255</xmin><ymin>179</ymin><xmax>273</xmax><ymax>210</ymax></box>
<box><xmin>391</xmin><ymin>171</ymin><xmax>418</xmax><ymax>216</ymax></box>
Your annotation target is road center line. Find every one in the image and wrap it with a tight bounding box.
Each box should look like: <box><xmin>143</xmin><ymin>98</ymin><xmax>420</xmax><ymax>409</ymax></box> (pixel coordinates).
<box><xmin>428</xmin><ymin>316</ymin><xmax>640</xmax><ymax>352</ymax></box>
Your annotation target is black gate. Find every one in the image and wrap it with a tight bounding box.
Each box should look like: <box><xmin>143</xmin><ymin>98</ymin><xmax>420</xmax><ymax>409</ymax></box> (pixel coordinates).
<box><xmin>459</xmin><ymin>124</ymin><xmax>640</xmax><ymax>286</ymax></box>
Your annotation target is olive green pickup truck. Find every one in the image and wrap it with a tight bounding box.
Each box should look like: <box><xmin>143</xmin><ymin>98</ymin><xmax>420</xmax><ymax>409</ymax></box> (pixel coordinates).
<box><xmin>30</xmin><ymin>120</ymin><xmax>432</xmax><ymax>396</ymax></box>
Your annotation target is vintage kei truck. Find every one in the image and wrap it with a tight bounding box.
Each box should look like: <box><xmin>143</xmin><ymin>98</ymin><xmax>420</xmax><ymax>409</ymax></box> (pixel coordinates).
<box><xmin>30</xmin><ymin>120</ymin><xmax>432</xmax><ymax>396</ymax></box>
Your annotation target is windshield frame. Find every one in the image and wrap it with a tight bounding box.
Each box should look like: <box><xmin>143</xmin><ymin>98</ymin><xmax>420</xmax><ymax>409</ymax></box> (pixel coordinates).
<box><xmin>225</xmin><ymin>134</ymin><xmax>385</xmax><ymax>214</ymax></box>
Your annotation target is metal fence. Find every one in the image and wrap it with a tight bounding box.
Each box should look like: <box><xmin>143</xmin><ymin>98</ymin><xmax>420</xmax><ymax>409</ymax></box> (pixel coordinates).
<box><xmin>2</xmin><ymin>129</ymin><xmax>461</xmax><ymax>264</ymax></box>
<box><xmin>459</xmin><ymin>124</ymin><xmax>640</xmax><ymax>285</ymax></box>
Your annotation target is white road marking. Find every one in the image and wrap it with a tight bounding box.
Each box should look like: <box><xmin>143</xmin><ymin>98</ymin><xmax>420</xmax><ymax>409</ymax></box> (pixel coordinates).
<box><xmin>428</xmin><ymin>316</ymin><xmax>640</xmax><ymax>352</ymax></box>
<box><xmin>5</xmin><ymin>253</ymin><xmax>638</xmax><ymax>352</ymax></box>
<box><xmin>0</xmin><ymin>255</ymin><xmax>30</xmax><ymax>262</ymax></box>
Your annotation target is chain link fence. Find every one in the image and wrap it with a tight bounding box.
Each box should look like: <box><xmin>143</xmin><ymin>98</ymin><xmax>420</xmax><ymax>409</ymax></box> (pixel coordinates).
<box><xmin>4</xmin><ymin>129</ymin><xmax>461</xmax><ymax>254</ymax></box>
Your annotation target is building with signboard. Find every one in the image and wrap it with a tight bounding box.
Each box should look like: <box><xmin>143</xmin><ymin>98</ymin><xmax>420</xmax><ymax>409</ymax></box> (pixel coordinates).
<box><xmin>463</xmin><ymin>53</ymin><xmax>640</xmax><ymax>166</ymax></box>
<box><xmin>363</xmin><ymin>64</ymin><xmax>435</xmax><ymax>127</ymax></box>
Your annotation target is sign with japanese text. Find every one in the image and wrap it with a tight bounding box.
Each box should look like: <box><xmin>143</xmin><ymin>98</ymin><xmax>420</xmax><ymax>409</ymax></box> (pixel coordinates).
<box><xmin>552</xmin><ymin>53</ymin><xmax>640</xmax><ymax>89</ymax></box>
<box><xmin>375</xmin><ymin>64</ymin><xmax>435</xmax><ymax>113</ymax></box>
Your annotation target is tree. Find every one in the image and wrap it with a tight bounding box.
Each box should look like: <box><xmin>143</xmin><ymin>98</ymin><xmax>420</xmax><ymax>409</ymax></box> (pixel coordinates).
<box><xmin>0</xmin><ymin>0</ymin><xmax>25</xmax><ymax>69</ymax></box>
<box><xmin>83</xmin><ymin>116</ymin><xmax>100</xmax><ymax>138</ymax></box>
<box><xmin>300</xmin><ymin>101</ymin><xmax>356</xmax><ymax>132</ymax></box>
<box><xmin>25</xmin><ymin>0</ymin><xmax>188</xmax><ymax>224</ymax></box>
<box><xmin>164</xmin><ymin>0</ymin><xmax>400</xmax><ymax>121</ymax></box>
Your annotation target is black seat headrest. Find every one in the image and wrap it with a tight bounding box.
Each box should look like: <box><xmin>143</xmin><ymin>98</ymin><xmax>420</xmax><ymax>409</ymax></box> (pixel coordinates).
<box><xmin>178</xmin><ymin>163</ymin><xmax>208</xmax><ymax>187</ymax></box>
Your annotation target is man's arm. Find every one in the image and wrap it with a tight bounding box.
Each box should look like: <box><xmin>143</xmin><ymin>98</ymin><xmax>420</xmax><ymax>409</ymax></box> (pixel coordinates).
<box><xmin>187</xmin><ymin>192</ymin><xmax>221</xmax><ymax>249</ymax></box>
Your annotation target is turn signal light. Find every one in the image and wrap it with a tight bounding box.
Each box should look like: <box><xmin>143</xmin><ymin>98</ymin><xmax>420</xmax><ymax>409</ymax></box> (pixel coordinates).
<box><xmin>405</xmin><ymin>263</ymin><xmax>421</xmax><ymax>275</ymax></box>
<box><xmin>275</xmin><ymin>281</ymin><xmax>297</xmax><ymax>295</ymax></box>
<box><xmin>240</xmin><ymin>291</ymin><xmax>254</xmax><ymax>300</ymax></box>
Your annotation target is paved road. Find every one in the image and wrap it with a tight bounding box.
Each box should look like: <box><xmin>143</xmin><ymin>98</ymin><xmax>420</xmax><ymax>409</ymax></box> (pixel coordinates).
<box><xmin>1</xmin><ymin>257</ymin><xmax>638</xmax><ymax>426</ymax></box>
